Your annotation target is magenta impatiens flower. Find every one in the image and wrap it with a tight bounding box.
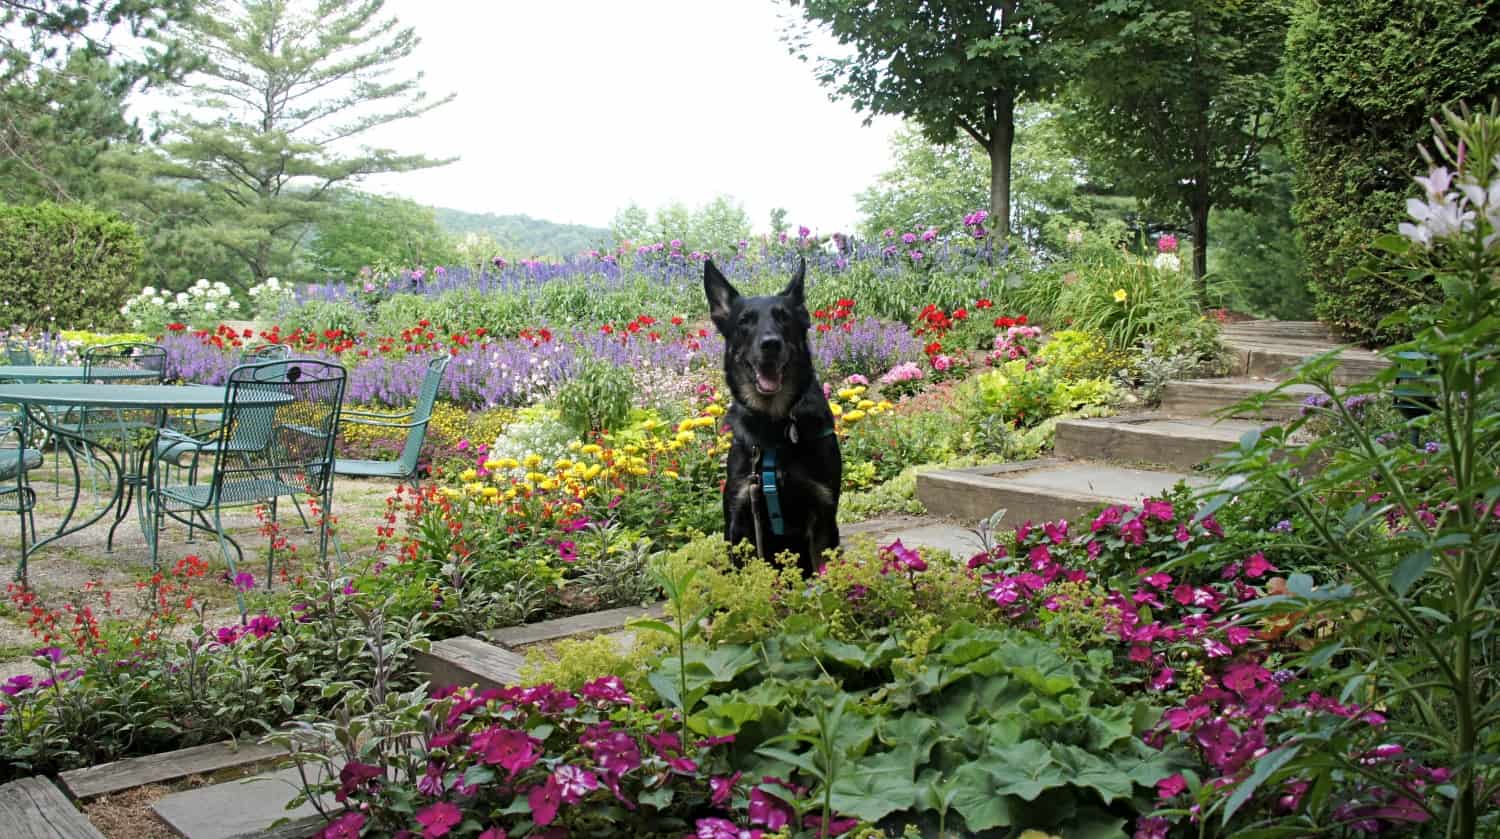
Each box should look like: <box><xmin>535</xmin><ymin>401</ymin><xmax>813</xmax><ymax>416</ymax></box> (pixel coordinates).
<box><xmin>318</xmin><ymin>810</ymin><xmax>365</xmax><ymax>839</ymax></box>
<box><xmin>470</xmin><ymin>727</ymin><xmax>542</xmax><ymax>777</ymax></box>
<box><xmin>553</xmin><ymin>765</ymin><xmax>600</xmax><ymax>803</ymax></box>
<box><xmin>748</xmin><ymin>787</ymin><xmax>793</xmax><ymax>829</ymax></box>
<box><xmin>710</xmin><ymin>771</ymin><xmax>743</xmax><ymax>807</ymax></box>
<box><xmin>1157</xmin><ymin>773</ymin><xmax>1188</xmax><ymax>800</ymax></box>
<box><xmin>415</xmin><ymin>800</ymin><xmax>462</xmax><ymax>838</ymax></box>
<box><xmin>527</xmin><ymin>773</ymin><xmax>563</xmax><ymax>825</ymax></box>
<box><xmin>580</xmin><ymin>675</ymin><xmax>632</xmax><ymax>705</ymax></box>
<box><xmin>1244</xmin><ymin>552</ymin><xmax>1278</xmax><ymax>578</ymax></box>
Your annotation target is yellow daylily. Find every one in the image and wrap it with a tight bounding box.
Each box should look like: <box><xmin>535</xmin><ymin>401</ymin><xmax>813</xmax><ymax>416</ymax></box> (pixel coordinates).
<box><xmin>1113</xmin><ymin>288</ymin><xmax>1128</xmax><ymax>303</ymax></box>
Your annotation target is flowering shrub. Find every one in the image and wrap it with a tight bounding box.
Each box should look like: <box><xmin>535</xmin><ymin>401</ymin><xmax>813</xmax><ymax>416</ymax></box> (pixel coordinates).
<box><xmin>245</xmin><ymin>276</ymin><xmax>294</xmax><ymax>320</ymax></box>
<box><xmin>1035</xmin><ymin>329</ymin><xmax>1133</xmax><ymax>381</ymax></box>
<box><xmin>962</xmin><ymin>359</ymin><xmax>1118</xmax><ymax>430</ymax></box>
<box><xmin>120</xmin><ymin>279</ymin><xmax>242</xmax><ymax>333</ymax></box>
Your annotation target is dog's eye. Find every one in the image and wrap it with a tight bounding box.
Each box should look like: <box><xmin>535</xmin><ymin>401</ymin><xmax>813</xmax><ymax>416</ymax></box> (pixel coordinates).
<box><xmin>739</xmin><ymin>311</ymin><xmax>756</xmax><ymax>325</ymax></box>
<box><xmin>771</xmin><ymin>308</ymin><xmax>787</xmax><ymax>322</ymax></box>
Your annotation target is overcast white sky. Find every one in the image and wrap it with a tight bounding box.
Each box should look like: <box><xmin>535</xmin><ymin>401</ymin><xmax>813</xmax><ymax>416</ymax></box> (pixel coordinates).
<box><xmin>347</xmin><ymin>0</ymin><xmax>900</xmax><ymax>233</ymax></box>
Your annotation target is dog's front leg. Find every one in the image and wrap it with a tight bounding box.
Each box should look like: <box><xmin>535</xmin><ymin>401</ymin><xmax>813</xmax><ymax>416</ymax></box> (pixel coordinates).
<box><xmin>723</xmin><ymin>478</ymin><xmax>758</xmax><ymax>558</ymax></box>
<box><xmin>806</xmin><ymin>514</ymin><xmax>840</xmax><ymax>574</ymax></box>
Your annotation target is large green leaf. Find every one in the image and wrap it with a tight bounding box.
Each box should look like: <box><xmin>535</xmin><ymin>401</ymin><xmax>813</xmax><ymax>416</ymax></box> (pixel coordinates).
<box><xmin>1050</xmin><ymin>743</ymin><xmax>1134</xmax><ymax>804</ymax></box>
<box><xmin>830</xmin><ymin>748</ymin><xmax>918</xmax><ymax>822</ymax></box>
<box><xmin>987</xmin><ymin>741</ymin><xmax>1067</xmax><ymax>800</ymax></box>
<box><xmin>945</xmin><ymin>763</ymin><xmax>1017</xmax><ymax>831</ymax></box>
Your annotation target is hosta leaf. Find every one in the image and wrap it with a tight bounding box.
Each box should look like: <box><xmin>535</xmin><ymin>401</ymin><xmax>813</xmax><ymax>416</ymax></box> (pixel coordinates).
<box><xmin>1050</xmin><ymin>744</ymin><xmax>1134</xmax><ymax>804</ymax></box>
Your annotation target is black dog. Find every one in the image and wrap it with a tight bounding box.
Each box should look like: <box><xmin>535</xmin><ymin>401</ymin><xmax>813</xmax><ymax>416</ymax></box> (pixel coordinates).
<box><xmin>705</xmin><ymin>257</ymin><xmax>841</xmax><ymax>575</ymax></box>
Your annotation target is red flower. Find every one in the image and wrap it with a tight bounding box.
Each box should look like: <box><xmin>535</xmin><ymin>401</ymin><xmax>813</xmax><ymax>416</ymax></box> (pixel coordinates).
<box><xmin>923</xmin><ymin>341</ymin><xmax>942</xmax><ymax>356</ymax></box>
<box><xmin>1017</xmin><ymin>314</ymin><xmax>1028</xmax><ymax>325</ymax></box>
<box><xmin>166</xmin><ymin>322</ymin><xmax>186</xmax><ymax>332</ymax></box>
<box><xmin>975</xmin><ymin>298</ymin><xmax>993</xmax><ymax>309</ymax></box>
<box><xmin>418</xmin><ymin>319</ymin><xmax>431</xmax><ymax>328</ymax></box>
<box><xmin>836</xmin><ymin>298</ymin><xmax>855</xmax><ymax>308</ymax></box>
<box><xmin>670</xmin><ymin>316</ymin><xmax>684</xmax><ymax>326</ymax></box>
<box><xmin>953</xmin><ymin>308</ymin><xmax>968</xmax><ymax>320</ymax></box>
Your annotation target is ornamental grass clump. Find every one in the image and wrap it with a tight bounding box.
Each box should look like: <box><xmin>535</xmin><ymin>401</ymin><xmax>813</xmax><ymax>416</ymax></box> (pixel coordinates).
<box><xmin>1202</xmin><ymin>101</ymin><xmax>1500</xmax><ymax>836</ymax></box>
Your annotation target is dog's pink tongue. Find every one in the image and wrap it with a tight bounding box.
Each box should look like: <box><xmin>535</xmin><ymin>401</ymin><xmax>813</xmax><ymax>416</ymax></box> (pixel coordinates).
<box><xmin>756</xmin><ymin>370</ymin><xmax>782</xmax><ymax>394</ymax></box>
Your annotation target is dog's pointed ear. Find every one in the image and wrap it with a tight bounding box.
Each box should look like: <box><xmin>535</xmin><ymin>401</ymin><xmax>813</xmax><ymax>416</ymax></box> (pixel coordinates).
<box><xmin>704</xmin><ymin>260</ymin><xmax>739</xmax><ymax>336</ymax></box>
<box><xmin>779</xmin><ymin>257</ymin><xmax>806</xmax><ymax>306</ymax></box>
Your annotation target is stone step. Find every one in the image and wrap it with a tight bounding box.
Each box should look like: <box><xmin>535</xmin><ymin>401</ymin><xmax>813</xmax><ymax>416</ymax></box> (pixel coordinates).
<box><xmin>0</xmin><ymin>776</ymin><xmax>105</xmax><ymax>838</ymax></box>
<box><xmin>413</xmin><ymin>635</ymin><xmax>525</xmax><ymax>691</ymax></box>
<box><xmin>1221</xmin><ymin>320</ymin><xmax>1388</xmax><ymax>384</ymax></box>
<box><xmin>915</xmin><ymin>458</ymin><xmax>1204</xmax><ymax>526</ymax></box>
<box><xmin>1221</xmin><ymin>320</ymin><xmax>1333</xmax><ymax>342</ymax></box>
<box><xmin>483</xmin><ymin>603</ymin><xmax>665</xmax><ymax>649</ymax></box>
<box><xmin>1054</xmin><ymin>415</ymin><xmax>1270</xmax><ymax>470</ymax></box>
<box><xmin>152</xmin><ymin>761</ymin><xmax>336</xmax><ymax>839</ymax></box>
<box><xmin>1158</xmin><ymin>378</ymin><xmax>1322</xmax><ymax>421</ymax></box>
<box><xmin>59</xmin><ymin>738</ymin><xmax>285</xmax><ymax>801</ymax></box>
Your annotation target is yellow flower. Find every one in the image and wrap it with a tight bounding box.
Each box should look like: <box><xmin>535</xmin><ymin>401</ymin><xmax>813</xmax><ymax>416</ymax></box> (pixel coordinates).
<box><xmin>481</xmin><ymin>486</ymin><xmax>498</xmax><ymax>498</ymax></box>
<box><xmin>675</xmin><ymin>431</ymin><xmax>695</xmax><ymax>445</ymax></box>
<box><xmin>540</xmin><ymin>479</ymin><xmax>559</xmax><ymax>491</ymax></box>
<box><xmin>664</xmin><ymin>470</ymin><xmax>679</xmax><ymax>479</ymax></box>
<box><xmin>440</xmin><ymin>487</ymin><xmax>462</xmax><ymax>499</ymax></box>
<box><xmin>501</xmin><ymin>458</ymin><xmax>519</xmax><ymax>469</ymax></box>
<box><xmin>1113</xmin><ymin>288</ymin><xmax>1128</xmax><ymax>303</ymax></box>
<box><xmin>482</xmin><ymin>459</ymin><xmax>502</xmax><ymax>471</ymax></box>
<box><xmin>459</xmin><ymin>469</ymin><xmax>477</xmax><ymax>482</ymax></box>
<box><xmin>504</xmin><ymin>488</ymin><xmax>517</xmax><ymax>499</ymax></box>
<box><xmin>877</xmin><ymin>401</ymin><xmax>893</xmax><ymax>411</ymax></box>
<box><xmin>641</xmin><ymin>418</ymin><xmax>658</xmax><ymax>430</ymax></box>
<box><xmin>704</xmin><ymin>404</ymin><xmax>725</xmax><ymax>416</ymax></box>
<box><xmin>553</xmin><ymin>458</ymin><xmax>574</xmax><ymax>471</ymax></box>
<box><xmin>837</xmin><ymin>388</ymin><xmax>857</xmax><ymax>401</ymax></box>
<box><xmin>523</xmin><ymin>453</ymin><xmax>542</xmax><ymax>468</ymax></box>
<box><xmin>567</xmin><ymin>440</ymin><xmax>581</xmax><ymax>451</ymax></box>
<box><xmin>580</xmin><ymin>444</ymin><xmax>602</xmax><ymax>456</ymax></box>
<box><xmin>583</xmin><ymin>465</ymin><xmax>602</xmax><ymax>480</ymax></box>
<box><xmin>830</xmin><ymin>403</ymin><xmax>843</xmax><ymax>416</ymax></box>
<box><xmin>843</xmin><ymin>410</ymin><xmax>866</xmax><ymax>423</ymax></box>
<box><xmin>852</xmin><ymin>385</ymin><xmax>867</xmax><ymax>396</ymax></box>
<box><xmin>856</xmin><ymin>399</ymin><xmax>875</xmax><ymax>410</ymax></box>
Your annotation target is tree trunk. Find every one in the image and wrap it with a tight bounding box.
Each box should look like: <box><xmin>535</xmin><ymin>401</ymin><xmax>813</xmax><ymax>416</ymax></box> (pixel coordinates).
<box><xmin>988</xmin><ymin>91</ymin><xmax>1016</xmax><ymax>239</ymax></box>
<box><xmin>1191</xmin><ymin>196</ymin><xmax>1210</xmax><ymax>304</ymax></box>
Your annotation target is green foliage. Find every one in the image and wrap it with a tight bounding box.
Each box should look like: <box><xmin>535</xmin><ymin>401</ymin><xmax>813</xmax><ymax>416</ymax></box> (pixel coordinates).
<box><xmin>0</xmin><ymin>201</ymin><xmax>142</xmax><ymax>329</ymax></box>
<box><xmin>519</xmin><ymin>633</ymin><xmax>662</xmax><ymax>702</ymax></box>
<box><xmin>1212</xmin><ymin>105</ymin><xmax>1500</xmax><ymax>836</ymax></box>
<box><xmin>1064</xmin><ymin>0</ymin><xmax>1287</xmax><ymax>285</ymax></box>
<box><xmin>1203</xmin><ymin>147</ymin><xmax>1311</xmax><ymax>320</ymax></box>
<box><xmin>962</xmin><ymin>360</ymin><xmax>1118</xmax><ymax>431</ymax></box>
<box><xmin>838</xmin><ymin>406</ymin><xmax>958</xmax><ymax>490</ymax></box>
<box><xmin>279</xmin><ymin>298</ymin><xmax>366</xmax><ymax>337</ymax></box>
<box><xmin>1282</xmin><ymin>0</ymin><xmax>1500</xmax><ymax>344</ymax></box>
<box><xmin>307</xmin><ymin>191</ymin><xmax>458</xmax><ymax>278</ymax></box>
<box><xmin>553</xmin><ymin>357</ymin><xmax>635</xmax><ymax>438</ymax></box>
<box><xmin>1048</xmin><ymin>249</ymin><xmax>1204</xmax><ymax>350</ymax></box>
<box><xmin>1036</xmin><ymin>329</ymin><xmax>1134</xmax><ymax>381</ymax></box>
<box><xmin>608</xmin><ymin>195</ymin><xmax>751</xmax><ymax>251</ymax></box>
<box><xmin>128</xmin><ymin>0</ymin><xmax>455</xmax><ymax>284</ymax></box>
<box><xmin>787</xmin><ymin>0</ymin><xmax>1083</xmax><ymax>234</ymax></box>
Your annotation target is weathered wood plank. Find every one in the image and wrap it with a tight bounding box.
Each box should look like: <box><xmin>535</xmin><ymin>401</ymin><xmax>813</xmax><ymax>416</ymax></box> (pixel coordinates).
<box><xmin>483</xmin><ymin>602</ymin><xmax>665</xmax><ymax>649</ymax></box>
<box><xmin>413</xmin><ymin>635</ymin><xmax>526</xmax><ymax>691</ymax></box>
<box><xmin>59</xmin><ymin>738</ymin><xmax>285</xmax><ymax>801</ymax></box>
<box><xmin>0</xmin><ymin>776</ymin><xmax>105</xmax><ymax>839</ymax></box>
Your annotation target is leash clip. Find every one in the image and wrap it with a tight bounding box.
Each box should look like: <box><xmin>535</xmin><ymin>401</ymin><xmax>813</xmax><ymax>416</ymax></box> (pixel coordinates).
<box><xmin>760</xmin><ymin>446</ymin><xmax>785</xmax><ymax>536</ymax></box>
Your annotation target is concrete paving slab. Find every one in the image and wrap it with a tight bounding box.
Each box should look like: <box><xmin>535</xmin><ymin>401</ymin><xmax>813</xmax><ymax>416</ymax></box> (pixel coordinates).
<box><xmin>151</xmin><ymin>761</ymin><xmax>336</xmax><ymax>839</ymax></box>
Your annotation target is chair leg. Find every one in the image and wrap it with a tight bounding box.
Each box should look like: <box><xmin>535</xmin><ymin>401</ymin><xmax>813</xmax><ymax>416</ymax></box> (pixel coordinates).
<box><xmin>213</xmin><ymin>508</ymin><xmax>247</xmax><ymax>621</ymax></box>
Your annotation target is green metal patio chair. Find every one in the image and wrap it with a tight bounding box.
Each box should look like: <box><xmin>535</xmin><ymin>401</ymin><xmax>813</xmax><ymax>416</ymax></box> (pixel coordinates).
<box><xmin>333</xmin><ymin>355</ymin><xmax>450</xmax><ymax>491</ymax></box>
<box><xmin>1</xmin><ymin>401</ymin><xmax>42</xmax><ymax>580</ymax></box>
<box><xmin>149</xmin><ymin>359</ymin><xmax>347</xmax><ymax>617</ymax></box>
<box><xmin>5</xmin><ymin>340</ymin><xmax>35</xmax><ymax>365</ymax></box>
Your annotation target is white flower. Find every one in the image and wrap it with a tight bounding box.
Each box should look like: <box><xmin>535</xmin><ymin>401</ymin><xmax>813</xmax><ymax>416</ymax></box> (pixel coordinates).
<box><xmin>204</xmin><ymin>302</ymin><xmax>217</xmax><ymax>312</ymax></box>
<box><xmin>265</xmin><ymin>277</ymin><xmax>280</xmax><ymax>287</ymax></box>
<box><xmin>153</xmin><ymin>296</ymin><xmax>167</xmax><ymax>306</ymax></box>
<box><xmin>1152</xmin><ymin>252</ymin><xmax>1182</xmax><ymax>272</ymax></box>
<box><xmin>195</xmin><ymin>278</ymin><xmax>210</xmax><ymax>289</ymax></box>
<box><xmin>141</xmin><ymin>285</ymin><xmax>157</xmax><ymax>296</ymax></box>
<box><xmin>229</xmin><ymin>300</ymin><xmax>241</xmax><ymax>310</ymax></box>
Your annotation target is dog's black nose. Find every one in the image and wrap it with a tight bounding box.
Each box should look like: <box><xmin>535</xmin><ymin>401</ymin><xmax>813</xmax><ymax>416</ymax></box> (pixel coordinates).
<box><xmin>759</xmin><ymin>335</ymin><xmax>783</xmax><ymax>354</ymax></box>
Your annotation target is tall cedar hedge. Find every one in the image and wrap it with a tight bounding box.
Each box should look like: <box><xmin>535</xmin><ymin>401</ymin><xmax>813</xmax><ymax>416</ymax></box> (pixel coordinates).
<box><xmin>1283</xmin><ymin>0</ymin><xmax>1500</xmax><ymax>346</ymax></box>
<box><xmin>0</xmin><ymin>203</ymin><xmax>143</xmax><ymax>330</ymax></box>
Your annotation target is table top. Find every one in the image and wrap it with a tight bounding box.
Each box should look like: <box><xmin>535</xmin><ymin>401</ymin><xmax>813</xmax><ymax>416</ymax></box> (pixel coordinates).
<box><xmin>0</xmin><ymin>365</ymin><xmax>162</xmax><ymax>382</ymax></box>
<box><xmin>0</xmin><ymin>383</ymin><xmax>283</xmax><ymax>409</ymax></box>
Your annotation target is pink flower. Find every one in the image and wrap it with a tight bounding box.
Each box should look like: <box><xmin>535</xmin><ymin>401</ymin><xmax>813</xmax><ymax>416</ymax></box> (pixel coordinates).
<box><xmin>1043</xmin><ymin>520</ymin><xmax>1068</xmax><ymax>544</ymax></box>
<box><xmin>415</xmin><ymin>801</ymin><xmax>462</xmax><ymax>838</ymax></box>
<box><xmin>710</xmin><ymin>772</ymin><xmax>742</xmax><ymax>807</ymax></box>
<box><xmin>528</xmin><ymin>774</ymin><xmax>563</xmax><ymax>825</ymax></box>
<box><xmin>581</xmin><ymin>676</ymin><xmax>632</xmax><ymax>705</ymax></box>
<box><xmin>1244</xmin><ymin>552</ymin><xmax>1277</xmax><ymax>578</ymax></box>
<box><xmin>1151</xmin><ymin>667</ymin><xmax>1175</xmax><ymax>690</ymax></box>
<box><xmin>697</xmin><ymin>818</ymin><xmax>762</xmax><ymax>839</ymax></box>
<box><xmin>318</xmin><ymin>811</ymin><xmax>366</xmax><ymax>839</ymax></box>
<box><xmin>1157</xmin><ymin>234</ymin><xmax>1178</xmax><ymax>253</ymax></box>
<box><xmin>470</xmin><ymin>728</ymin><xmax>541</xmax><ymax>777</ymax></box>
<box><xmin>1142</xmin><ymin>499</ymin><xmax>1174</xmax><ymax>521</ymax></box>
<box><xmin>1174</xmin><ymin>524</ymin><xmax>1192</xmax><ymax>543</ymax></box>
<box><xmin>932</xmin><ymin>354</ymin><xmax>952</xmax><ymax>371</ymax></box>
<box><xmin>1120</xmin><ymin>516</ymin><xmax>1147</xmax><ymax>545</ymax></box>
<box><xmin>478</xmin><ymin>829</ymin><xmax>507</xmax><ymax>839</ymax></box>
<box><xmin>1135</xmin><ymin>815</ymin><xmax>1171</xmax><ymax>839</ymax></box>
<box><xmin>1157</xmin><ymin>773</ymin><xmax>1188</xmax><ymax>800</ymax></box>
<box><xmin>748</xmin><ymin>788</ymin><xmax>793</xmax><ymax>829</ymax></box>
<box><xmin>554</xmin><ymin>765</ymin><xmax>599</xmax><ymax>803</ymax></box>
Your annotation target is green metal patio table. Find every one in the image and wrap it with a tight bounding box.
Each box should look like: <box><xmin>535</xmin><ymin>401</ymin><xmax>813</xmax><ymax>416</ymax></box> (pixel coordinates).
<box><xmin>0</xmin><ymin>365</ymin><xmax>159</xmax><ymax>382</ymax></box>
<box><xmin>0</xmin><ymin>383</ymin><xmax>289</xmax><ymax>581</ymax></box>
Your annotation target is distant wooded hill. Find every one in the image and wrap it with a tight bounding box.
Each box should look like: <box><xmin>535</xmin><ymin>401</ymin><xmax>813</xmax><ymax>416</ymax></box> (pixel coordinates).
<box><xmin>432</xmin><ymin>206</ymin><xmax>612</xmax><ymax>258</ymax></box>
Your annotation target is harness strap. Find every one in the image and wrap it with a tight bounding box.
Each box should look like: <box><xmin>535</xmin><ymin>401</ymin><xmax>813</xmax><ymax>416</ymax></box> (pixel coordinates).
<box><xmin>760</xmin><ymin>446</ymin><xmax>785</xmax><ymax>536</ymax></box>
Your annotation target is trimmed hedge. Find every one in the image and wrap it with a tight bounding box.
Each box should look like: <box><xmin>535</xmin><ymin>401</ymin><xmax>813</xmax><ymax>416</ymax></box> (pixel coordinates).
<box><xmin>0</xmin><ymin>202</ymin><xmax>143</xmax><ymax>330</ymax></box>
<box><xmin>1282</xmin><ymin>0</ymin><xmax>1500</xmax><ymax>346</ymax></box>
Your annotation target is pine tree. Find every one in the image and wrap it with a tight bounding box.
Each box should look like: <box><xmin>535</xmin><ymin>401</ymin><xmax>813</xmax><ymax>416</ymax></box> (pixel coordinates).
<box><xmin>127</xmin><ymin>0</ymin><xmax>454</xmax><ymax>284</ymax></box>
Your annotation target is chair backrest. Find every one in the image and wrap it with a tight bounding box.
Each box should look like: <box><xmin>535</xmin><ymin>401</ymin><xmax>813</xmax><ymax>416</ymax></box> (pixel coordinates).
<box><xmin>83</xmin><ymin>342</ymin><xmax>167</xmax><ymax>383</ymax></box>
<box><xmin>208</xmin><ymin>359</ymin><xmax>347</xmax><ymax>503</ymax></box>
<box><xmin>240</xmin><ymin>344</ymin><xmax>291</xmax><ymax>363</ymax></box>
<box><xmin>5</xmin><ymin>340</ymin><xmax>34</xmax><ymax>366</ymax></box>
<box><xmin>396</xmin><ymin>355</ymin><xmax>451</xmax><ymax>473</ymax></box>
